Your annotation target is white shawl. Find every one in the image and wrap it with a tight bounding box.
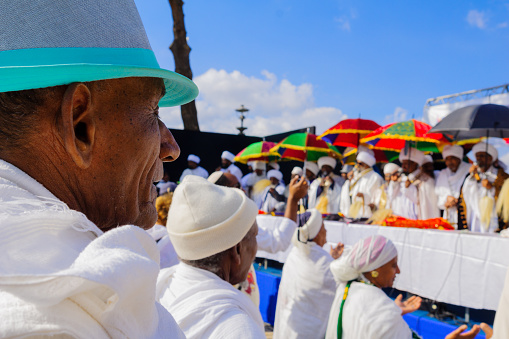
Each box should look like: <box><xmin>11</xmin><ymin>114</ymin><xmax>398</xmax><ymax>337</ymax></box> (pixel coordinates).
<box><xmin>157</xmin><ymin>262</ymin><xmax>266</xmax><ymax>339</ymax></box>
<box><xmin>308</xmin><ymin>175</ymin><xmax>345</xmax><ymax>214</ymax></box>
<box><xmin>0</xmin><ymin>159</ymin><xmax>184</xmax><ymax>338</ymax></box>
<box><xmin>400</xmin><ymin>170</ymin><xmax>440</xmax><ymax>220</ymax></box>
<box><xmin>435</xmin><ymin>162</ymin><xmax>470</xmax><ymax>226</ymax></box>
<box><xmin>339</xmin><ymin>169</ymin><xmax>384</xmax><ymax>218</ymax></box>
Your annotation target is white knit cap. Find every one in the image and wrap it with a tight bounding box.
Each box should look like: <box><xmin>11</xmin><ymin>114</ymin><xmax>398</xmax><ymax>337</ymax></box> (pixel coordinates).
<box><xmin>472</xmin><ymin>142</ymin><xmax>498</xmax><ymax>161</ymax></box>
<box><xmin>269</xmin><ymin>162</ymin><xmax>280</xmax><ymax>171</ymax></box>
<box><xmin>330</xmin><ymin>235</ymin><xmax>397</xmax><ymax>282</ymax></box>
<box><xmin>356</xmin><ymin>151</ymin><xmax>376</xmax><ymax>167</ymax></box>
<box><xmin>291</xmin><ymin>167</ymin><xmax>303</xmax><ymax>176</ymax></box>
<box><xmin>167</xmin><ymin>175</ymin><xmax>258</xmax><ymax>260</ymax></box>
<box><xmin>267</xmin><ymin>169</ymin><xmax>283</xmax><ymax>182</ymax></box>
<box><xmin>423</xmin><ymin>155</ymin><xmax>433</xmax><ymax>164</ymax></box>
<box><xmin>399</xmin><ymin>147</ymin><xmax>425</xmax><ymax>166</ymax></box>
<box><xmin>383</xmin><ymin>163</ymin><xmax>401</xmax><ymax>175</ymax></box>
<box><xmin>442</xmin><ymin>145</ymin><xmax>464</xmax><ymax>160</ymax></box>
<box><xmin>187</xmin><ymin>154</ymin><xmax>200</xmax><ymax>164</ymax></box>
<box><xmin>318</xmin><ymin>156</ymin><xmax>337</xmax><ymax>170</ymax></box>
<box><xmin>305</xmin><ymin>161</ymin><xmax>319</xmax><ymax>175</ymax></box>
<box><xmin>252</xmin><ymin>161</ymin><xmax>266</xmax><ymax>171</ymax></box>
<box><xmin>221</xmin><ymin>151</ymin><xmax>235</xmax><ymax>162</ymax></box>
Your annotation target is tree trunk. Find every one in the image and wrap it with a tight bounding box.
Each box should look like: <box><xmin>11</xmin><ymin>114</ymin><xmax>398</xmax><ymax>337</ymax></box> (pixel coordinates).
<box><xmin>168</xmin><ymin>0</ymin><xmax>199</xmax><ymax>131</ymax></box>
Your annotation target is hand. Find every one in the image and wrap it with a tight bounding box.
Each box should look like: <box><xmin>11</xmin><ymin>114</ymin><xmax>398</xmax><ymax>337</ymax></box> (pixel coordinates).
<box><xmin>330</xmin><ymin>242</ymin><xmax>344</xmax><ymax>259</ymax></box>
<box><xmin>347</xmin><ymin>171</ymin><xmax>354</xmax><ymax>180</ymax></box>
<box><xmin>356</xmin><ymin>192</ymin><xmax>364</xmax><ymax>199</ymax></box>
<box><xmin>445</xmin><ymin>324</ymin><xmax>480</xmax><ymax>339</ymax></box>
<box><xmin>481</xmin><ymin>179</ymin><xmax>493</xmax><ymax>190</ymax></box>
<box><xmin>480</xmin><ymin>322</ymin><xmax>493</xmax><ymax>339</ymax></box>
<box><xmin>445</xmin><ymin>196</ymin><xmax>458</xmax><ymax>208</ymax></box>
<box><xmin>405</xmin><ymin>179</ymin><xmax>412</xmax><ymax>188</ymax></box>
<box><xmin>469</xmin><ymin>164</ymin><xmax>478</xmax><ymax>174</ymax></box>
<box><xmin>395</xmin><ymin>294</ymin><xmax>422</xmax><ymax>315</ymax></box>
<box><xmin>288</xmin><ymin>175</ymin><xmax>308</xmax><ymax>201</ymax></box>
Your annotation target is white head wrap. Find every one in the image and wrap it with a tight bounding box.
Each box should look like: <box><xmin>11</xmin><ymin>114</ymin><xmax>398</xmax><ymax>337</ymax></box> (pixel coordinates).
<box><xmin>247</xmin><ymin>161</ymin><xmax>254</xmax><ymax>168</ymax></box>
<box><xmin>399</xmin><ymin>147</ymin><xmax>425</xmax><ymax>166</ymax></box>
<box><xmin>221</xmin><ymin>151</ymin><xmax>235</xmax><ymax>162</ymax></box>
<box><xmin>291</xmin><ymin>166</ymin><xmax>303</xmax><ymax>176</ymax></box>
<box><xmin>167</xmin><ymin>176</ymin><xmax>258</xmax><ymax>260</ymax></box>
<box><xmin>267</xmin><ymin>169</ymin><xmax>283</xmax><ymax>182</ymax></box>
<box><xmin>268</xmin><ymin>162</ymin><xmax>280</xmax><ymax>171</ymax></box>
<box><xmin>252</xmin><ymin>161</ymin><xmax>266</xmax><ymax>171</ymax></box>
<box><xmin>383</xmin><ymin>163</ymin><xmax>401</xmax><ymax>175</ymax></box>
<box><xmin>423</xmin><ymin>155</ymin><xmax>433</xmax><ymax>164</ymax></box>
<box><xmin>305</xmin><ymin>161</ymin><xmax>319</xmax><ymax>175</ymax></box>
<box><xmin>187</xmin><ymin>154</ymin><xmax>200</xmax><ymax>164</ymax></box>
<box><xmin>358</xmin><ymin>145</ymin><xmax>375</xmax><ymax>156</ymax></box>
<box><xmin>442</xmin><ymin>145</ymin><xmax>464</xmax><ymax>160</ymax></box>
<box><xmin>330</xmin><ymin>235</ymin><xmax>398</xmax><ymax>282</ymax></box>
<box><xmin>356</xmin><ymin>151</ymin><xmax>376</xmax><ymax>167</ymax></box>
<box><xmin>292</xmin><ymin>210</ymin><xmax>323</xmax><ymax>253</ymax></box>
<box><xmin>472</xmin><ymin>142</ymin><xmax>498</xmax><ymax>161</ymax></box>
<box><xmin>318</xmin><ymin>156</ymin><xmax>337</xmax><ymax>170</ymax></box>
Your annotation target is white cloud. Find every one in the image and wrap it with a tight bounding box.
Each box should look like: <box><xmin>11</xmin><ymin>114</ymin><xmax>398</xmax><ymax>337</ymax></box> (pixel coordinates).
<box><xmin>466</xmin><ymin>9</ymin><xmax>488</xmax><ymax>29</ymax></box>
<box><xmin>335</xmin><ymin>16</ymin><xmax>351</xmax><ymax>31</ymax></box>
<box><xmin>383</xmin><ymin>107</ymin><xmax>408</xmax><ymax>125</ymax></box>
<box><xmin>497</xmin><ymin>22</ymin><xmax>508</xmax><ymax>28</ymax></box>
<box><xmin>160</xmin><ymin>69</ymin><xmax>347</xmax><ymax>137</ymax></box>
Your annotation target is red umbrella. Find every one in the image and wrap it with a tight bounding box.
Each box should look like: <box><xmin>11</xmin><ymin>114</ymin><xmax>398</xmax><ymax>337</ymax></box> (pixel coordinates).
<box><xmin>319</xmin><ymin>118</ymin><xmax>381</xmax><ymax>148</ymax></box>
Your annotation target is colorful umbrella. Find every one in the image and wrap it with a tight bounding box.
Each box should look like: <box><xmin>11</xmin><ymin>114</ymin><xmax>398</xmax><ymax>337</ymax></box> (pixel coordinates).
<box><xmin>270</xmin><ymin>132</ymin><xmax>342</xmax><ymax>162</ymax></box>
<box><xmin>360</xmin><ymin>119</ymin><xmax>447</xmax><ymax>153</ymax></box>
<box><xmin>234</xmin><ymin>141</ymin><xmax>280</xmax><ymax>164</ymax></box>
<box><xmin>319</xmin><ymin>118</ymin><xmax>381</xmax><ymax>148</ymax></box>
<box><xmin>342</xmin><ymin>146</ymin><xmax>399</xmax><ymax>164</ymax></box>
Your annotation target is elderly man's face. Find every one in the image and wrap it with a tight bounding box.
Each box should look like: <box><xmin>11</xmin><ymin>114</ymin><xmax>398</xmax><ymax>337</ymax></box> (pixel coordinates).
<box><xmin>188</xmin><ymin>161</ymin><xmax>198</xmax><ymax>169</ymax></box>
<box><xmin>475</xmin><ymin>152</ymin><xmax>493</xmax><ymax>172</ymax></box>
<box><xmin>89</xmin><ymin>77</ymin><xmax>179</xmax><ymax>230</ymax></box>
<box><xmin>401</xmin><ymin>160</ymin><xmax>418</xmax><ymax>175</ymax></box>
<box><xmin>445</xmin><ymin>156</ymin><xmax>461</xmax><ymax>173</ymax></box>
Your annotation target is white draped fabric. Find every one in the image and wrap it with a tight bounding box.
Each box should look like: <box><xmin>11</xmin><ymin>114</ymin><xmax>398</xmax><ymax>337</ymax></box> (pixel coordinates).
<box><xmin>339</xmin><ymin>169</ymin><xmax>384</xmax><ymax>218</ymax></box>
<box><xmin>396</xmin><ymin>170</ymin><xmax>440</xmax><ymax>220</ymax></box>
<box><xmin>260</xmin><ymin>184</ymin><xmax>286</xmax><ymax>212</ymax></box>
<box><xmin>462</xmin><ymin>166</ymin><xmax>499</xmax><ymax>233</ymax></box>
<box><xmin>325</xmin><ymin>282</ymin><xmax>411</xmax><ymax>339</ymax></box>
<box><xmin>0</xmin><ymin>160</ymin><xmax>184</xmax><ymax>338</ymax></box>
<box><xmin>221</xmin><ymin>163</ymin><xmax>243</xmax><ymax>182</ymax></box>
<box><xmin>157</xmin><ymin>262</ymin><xmax>266</xmax><ymax>339</ymax></box>
<box><xmin>308</xmin><ymin>175</ymin><xmax>345</xmax><ymax>214</ymax></box>
<box><xmin>435</xmin><ymin>162</ymin><xmax>470</xmax><ymax>227</ymax></box>
<box><xmin>273</xmin><ymin>243</ymin><xmax>337</xmax><ymax>339</ymax></box>
<box><xmin>493</xmin><ymin>268</ymin><xmax>509</xmax><ymax>339</ymax></box>
<box><xmin>179</xmin><ymin>166</ymin><xmax>209</xmax><ymax>181</ymax></box>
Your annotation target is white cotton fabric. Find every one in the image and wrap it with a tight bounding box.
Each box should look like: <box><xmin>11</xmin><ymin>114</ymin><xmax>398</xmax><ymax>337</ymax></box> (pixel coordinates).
<box><xmin>260</xmin><ymin>184</ymin><xmax>286</xmax><ymax>213</ymax></box>
<box><xmin>269</xmin><ymin>162</ymin><xmax>280</xmax><ymax>171</ymax></box>
<box><xmin>340</xmin><ymin>169</ymin><xmax>384</xmax><ymax>218</ymax></box>
<box><xmin>329</xmin><ymin>235</ymin><xmax>397</xmax><ymax>283</ymax></box>
<box><xmin>157</xmin><ymin>263</ymin><xmax>266</xmax><ymax>339</ymax></box>
<box><xmin>318</xmin><ymin>156</ymin><xmax>337</xmax><ymax>169</ymax></box>
<box><xmin>179</xmin><ymin>166</ymin><xmax>209</xmax><ymax>182</ymax></box>
<box><xmin>221</xmin><ymin>150</ymin><xmax>235</xmax><ymax>162</ymax></box>
<box><xmin>292</xmin><ymin>166</ymin><xmax>303</xmax><ymax>176</ymax></box>
<box><xmin>442</xmin><ymin>145</ymin><xmax>464</xmax><ymax>160</ymax></box>
<box><xmin>267</xmin><ymin>169</ymin><xmax>283</xmax><ymax>182</ymax></box>
<box><xmin>399</xmin><ymin>147</ymin><xmax>425</xmax><ymax>166</ymax></box>
<box><xmin>396</xmin><ymin>169</ymin><xmax>440</xmax><ymax>220</ymax></box>
<box><xmin>423</xmin><ymin>154</ymin><xmax>433</xmax><ymax>164</ymax></box>
<box><xmin>0</xmin><ymin>159</ymin><xmax>184</xmax><ymax>338</ymax></box>
<box><xmin>167</xmin><ymin>175</ymin><xmax>258</xmax><ymax>260</ymax></box>
<box><xmin>224</xmin><ymin>163</ymin><xmax>244</xmax><ymax>182</ymax></box>
<box><xmin>356</xmin><ymin>151</ymin><xmax>376</xmax><ymax>167</ymax></box>
<box><xmin>384</xmin><ymin>163</ymin><xmax>400</xmax><ymax>175</ymax></box>
<box><xmin>435</xmin><ymin>161</ymin><xmax>470</xmax><ymax>226</ymax></box>
<box><xmin>274</xmin><ymin>243</ymin><xmax>337</xmax><ymax>339</ymax></box>
<box><xmin>187</xmin><ymin>154</ymin><xmax>200</xmax><ymax>164</ymax></box>
<box><xmin>253</xmin><ymin>161</ymin><xmax>266</xmax><ymax>170</ymax></box>
<box><xmin>472</xmin><ymin>142</ymin><xmax>498</xmax><ymax>161</ymax></box>
<box><xmin>305</xmin><ymin>161</ymin><xmax>320</xmax><ymax>175</ymax></box>
<box><xmin>325</xmin><ymin>281</ymin><xmax>411</xmax><ymax>339</ymax></box>
<box><xmin>308</xmin><ymin>175</ymin><xmax>345</xmax><ymax>214</ymax></box>
<box><xmin>256</xmin><ymin>216</ymin><xmax>297</xmax><ymax>254</ymax></box>
<box><xmin>493</xmin><ymin>268</ymin><xmax>509</xmax><ymax>339</ymax></box>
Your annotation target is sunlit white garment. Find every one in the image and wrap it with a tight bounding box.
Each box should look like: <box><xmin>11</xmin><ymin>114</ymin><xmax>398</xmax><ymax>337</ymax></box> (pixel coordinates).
<box><xmin>274</xmin><ymin>242</ymin><xmax>337</xmax><ymax>339</ymax></box>
<box><xmin>493</xmin><ymin>267</ymin><xmax>509</xmax><ymax>339</ymax></box>
<box><xmin>256</xmin><ymin>216</ymin><xmax>297</xmax><ymax>253</ymax></box>
<box><xmin>326</xmin><ymin>281</ymin><xmax>411</xmax><ymax>339</ymax></box>
<box><xmin>221</xmin><ymin>163</ymin><xmax>243</xmax><ymax>182</ymax></box>
<box><xmin>340</xmin><ymin>169</ymin><xmax>384</xmax><ymax>218</ymax></box>
<box><xmin>157</xmin><ymin>262</ymin><xmax>266</xmax><ymax>339</ymax></box>
<box><xmin>398</xmin><ymin>170</ymin><xmax>440</xmax><ymax>220</ymax></box>
<box><xmin>260</xmin><ymin>184</ymin><xmax>286</xmax><ymax>212</ymax></box>
<box><xmin>179</xmin><ymin>166</ymin><xmax>209</xmax><ymax>182</ymax></box>
<box><xmin>462</xmin><ymin>166</ymin><xmax>499</xmax><ymax>233</ymax></box>
<box><xmin>0</xmin><ymin>159</ymin><xmax>184</xmax><ymax>338</ymax></box>
<box><xmin>308</xmin><ymin>174</ymin><xmax>345</xmax><ymax>214</ymax></box>
<box><xmin>435</xmin><ymin>162</ymin><xmax>470</xmax><ymax>227</ymax></box>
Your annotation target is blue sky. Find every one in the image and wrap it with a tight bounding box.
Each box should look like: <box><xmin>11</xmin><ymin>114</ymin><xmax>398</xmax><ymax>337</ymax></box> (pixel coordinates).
<box><xmin>135</xmin><ymin>0</ymin><xmax>509</xmax><ymax>137</ymax></box>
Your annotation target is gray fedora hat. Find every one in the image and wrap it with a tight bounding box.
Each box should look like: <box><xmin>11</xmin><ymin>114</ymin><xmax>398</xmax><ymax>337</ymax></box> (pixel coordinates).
<box><xmin>0</xmin><ymin>0</ymin><xmax>198</xmax><ymax>107</ymax></box>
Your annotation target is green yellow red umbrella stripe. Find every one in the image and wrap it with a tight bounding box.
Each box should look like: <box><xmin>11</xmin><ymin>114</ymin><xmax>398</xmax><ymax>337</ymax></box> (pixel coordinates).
<box><xmin>270</xmin><ymin>132</ymin><xmax>342</xmax><ymax>162</ymax></box>
<box><xmin>234</xmin><ymin>141</ymin><xmax>281</xmax><ymax>164</ymax></box>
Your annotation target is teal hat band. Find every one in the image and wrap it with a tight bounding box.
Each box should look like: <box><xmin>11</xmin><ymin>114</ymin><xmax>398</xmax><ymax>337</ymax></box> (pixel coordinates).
<box><xmin>0</xmin><ymin>47</ymin><xmax>198</xmax><ymax>107</ymax></box>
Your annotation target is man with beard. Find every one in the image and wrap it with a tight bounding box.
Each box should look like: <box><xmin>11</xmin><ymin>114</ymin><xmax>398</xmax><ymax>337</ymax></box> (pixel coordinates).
<box><xmin>220</xmin><ymin>150</ymin><xmax>243</xmax><ymax>182</ymax></box>
<box><xmin>308</xmin><ymin>156</ymin><xmax>345</xmax><ymax>214</ymax></box>
<box><xmin>180</xmin><ymin>154</ymin><xmax>209</xmax><ymax>181</ymax></box>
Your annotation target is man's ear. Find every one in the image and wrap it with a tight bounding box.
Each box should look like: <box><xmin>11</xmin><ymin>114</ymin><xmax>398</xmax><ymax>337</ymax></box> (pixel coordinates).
<box><xmin>232</xmin><ymin>243</ymin><xmax>242</xmax><ymax>266</ymax></box>
<box><xmin>60</xmin><ymin>83</ymin><xmax>95</xmax><ymax>169</ymax></box>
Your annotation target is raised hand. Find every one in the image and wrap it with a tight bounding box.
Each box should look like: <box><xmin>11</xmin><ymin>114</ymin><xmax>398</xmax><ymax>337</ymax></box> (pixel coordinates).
<box><xmin>395</xmin><ymin>294</ymin><xmax>422</xmax><ymax>315</ymax></box>
<box><xmin>330</xmin><ymin>242</ymin><xmax>344</xmax><ymax>259</ymax></box>
<box><xmin>444</xmin><ymin>324</ymin><xmax>480</xmax><ymax>339</ymax></box>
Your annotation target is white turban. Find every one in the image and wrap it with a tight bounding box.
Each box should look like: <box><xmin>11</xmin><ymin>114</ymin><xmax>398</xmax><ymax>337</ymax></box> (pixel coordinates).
<box><xmin>305</xmin><ymin>161</ymin><xmax>319</xmax><ymax>175</ymax></box>
<box><xmin>423</xmin><ymin>155</ymin><xmax>433</xmax><ymax>164</ymax></box>
<box><xmin>330</xmin><ymin>235</ymin><xmax>398</xmax><ymax>282</ymax></box>
<box><xmin>294</xmin><ymin>209</ymin><xmax>322</xmax><ymax>243</ymax></box>
<box><xmin>291</xmin><ymin>166</ymin><xmax>303</xmax><ymax>176</ymax></box>
<box><xmin>472</xmin><ymin>142</ymin><xmax>498</xmax><ymax>161</ymax></box>
<box><xmin>267</xmin><ymin>169</ymin><xmax>283</xmax><ymax>182</ymax></box>
<box><xmin>399</xmin><ymin>147</ymin><xmax>425</xmax><ymax>166</ymax></box>
<box><xmin>383</xmin><ymin>163</ymin><xmax>400</xmax><ymax>175</ymax></box>
<box><xmin>221</xmin><ymin>151</ymin><xmax>235</xmax><ymax>162</ymax></box>
<box><xmin>269</xmin><ymin>162</ymin><xmax>280</xmax><ymax>171</ymax></box>
<box><xmin>252</xmin><ymin>161</ymin><xmax>265</xmax><ymax>171</ymax></box>
<box><xmin>247</xmin><ymin>161</ymin><xmax>254</xmax><ymax>168</ymax></box>
<box><xmin>167</xmin><ymin>176</ymin><xmax>258</xmax><ymax>260</ymax></box>
<box><xmin>318</xmin><ymin>156</ymin><xmax>337</xmax><ymax>170</ymax></box>
<box><xmin>356</xmin><ymin>151</ymin><xmax>376</xmax><ymax>167</ymax></box>
<box><xmin>442</xmin><ymin>145</ymin><xmax>464</xmax><ymax>160</ymax></box>
<box><xmin>187</xmin><ymin>154</ymin><xmax>200</xmax><ymax>164</ymax></box>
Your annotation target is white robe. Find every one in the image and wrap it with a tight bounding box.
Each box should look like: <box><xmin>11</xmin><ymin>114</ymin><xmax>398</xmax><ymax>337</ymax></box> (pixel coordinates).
<box><xmin>157</xmin><ymin>262</ymin><xmax>266</xmax><ymax>339</ymax></box>
<box><xmin>462</xmin><ymin>166</ymin><xmax>499</xmax><ymax>233</ymax></box>
<box><xmin>493</xmin><ymin>267</ymin><xmax>509</xmax><ymax>339</ymax></box>
<box><xmin>221</xmin><ymin>163</ymin><xmax>244</xmax><ymax>182</ymax></box>
<box><xmin>273</xmin><ymin>243</ymin><xmax>337</xmax><ymax>339</ymax></box>
<box><xmin>0</xmin><ymin>159</ymin><xmax>184</xmax><ymax>338</ymax></box>
<box><xmin>260</xmin><ymin>184</ymin><xmax>286</xmax><ymax>212</ymax></box>
<box><xmin>308</xmin><ymin>174</ymin><xmax>345</xmax><ymax>214</ymax></box>
<box><xmin>340</xmin><ymin>169</ymin><xmax>384</xmax><ymax>218</ymax></box>
<box><xmin>435</xmin><ymin>162</ymin><xmax>470</xmax><ymax>227</ymax></box>
<box><xmin>395</xmin><ymin>170</ymin><xmax>440</xmax><ymax>220</ymax></box>
<box><xmin>180</xmin><ymin>166</ymin><xmax>209</xmax><ymax>182</ymax></box>
<box><xmin>326</xmin><ymin>281</ymin><xmax>412</xmax><ymax>339</ymax></box>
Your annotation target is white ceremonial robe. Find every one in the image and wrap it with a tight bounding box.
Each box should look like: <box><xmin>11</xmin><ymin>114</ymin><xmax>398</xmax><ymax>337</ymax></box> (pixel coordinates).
<box><xmin>435</xmin><ymin>162</ymin><xmax>470</xmax><ymax>227</ymax></box>
<box><xmin>260</xmin><ymin>184</ymin><xmax>286</xmax><ymax>212</ymax></box>
<box><xmin>221</xmin><ymin>163</ymin><xmax>243</xmax><ymax>182</ymax></box>
<box><xmin>256</xmin><ymin>216</ymin><xmax>297</xmax><ymax>253</ymax></box>
<box><xmin>273</xmin><ymin>243</ymin><xmax>337</xmax><ymax>339</ymax></box>
<box><xmin>0</xmin><ymin>159</ymin><xmax>184</xmax><ymax>338</ymax></box>
<box><xmin>462</xmin><ymin>166</ymin><xmax>499</xmax><ymax>233</ymax></box>
<box><xmin>179</xmin><ymin>166</ymin><xmax>209</xmax><ymax>182</ymax></box>
<box><xmin>326</xmin><ymin>281</ymin><xmax>412</xmax><ymax>339</ymax></box>
<box><xmin>308</xmin><ymin>174</ymin><xmax>345</xmax><ymax>214</ymax></box>
<box><xmin>157</xmin><ymin>262</ymin><xmax>266</xmax><ymax>339</ymax></box>
<box><xmin>397</xmin><ymin>170</ymin><xmax>440</xmax><ymax>220</ymax></box>
<box><xmin>493</xmin><ymin>267</ymin><xmax>509</xmax><ymax>339</ymax></box>
<box><xmin>340</xmin><ymin>169</ymin><xmax>384</xmax><ymax>218</ymax></box>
